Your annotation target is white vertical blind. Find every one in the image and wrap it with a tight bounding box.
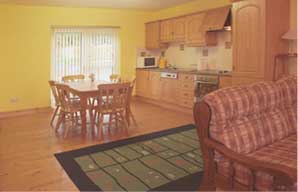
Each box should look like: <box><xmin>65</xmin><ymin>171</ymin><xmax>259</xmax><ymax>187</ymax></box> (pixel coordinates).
<box><xmin>51</xmin><ymin>27</ymin><xmax>120</xmax><ymax>82</ymax></box>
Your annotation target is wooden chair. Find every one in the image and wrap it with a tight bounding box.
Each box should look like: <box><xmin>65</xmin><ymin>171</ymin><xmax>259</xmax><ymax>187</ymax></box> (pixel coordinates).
<box><xmin>126</xmin><ymin>78</ymin><xmax>137</xmax><ymax>126</ymax></box>
<box><xmin>55</xmin><ymin>83</ymin><xmax>82</xmax><ymax>137</ymax></box>
<box><xmin>48</xmin><ymin>80</ymin><xmax>60</xmax><ymax>127</ymax></box>
<box><xmin>109</xmin><ymin>74</ymin><xmax>121</xmax><ymax>83</ymax></box>
<box><xmin>62</xmin><ymin>74</ymin><xmax>85</xmax><ymax>82</ymax></box>
<box><xmin>93</xmin><ymin>83</ymin><xmax>131</xmax><ymax>135</ymax></box>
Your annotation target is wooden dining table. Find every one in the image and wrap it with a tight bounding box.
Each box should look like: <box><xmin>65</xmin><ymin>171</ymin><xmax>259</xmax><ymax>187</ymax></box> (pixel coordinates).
<box><xmin>63</xmin><ymin>80</ymin><xmax>112</xmax><ymax>135</ymax></box>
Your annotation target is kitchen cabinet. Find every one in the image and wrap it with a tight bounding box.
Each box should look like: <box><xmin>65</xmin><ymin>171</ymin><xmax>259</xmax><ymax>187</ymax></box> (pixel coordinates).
<box><xmin>136</xmin><ymin>70</ymin><xmax>150</xmax><ymax>98</ymax></box>
<box><xmin>202</xmin><ymin>6</ymin><xmax>231</xmax><ymax>31</ymax></box>
<box><xmin>160</xmin><ymin>17</ymin><xmax>185</xmax><ymax>43</ymax></box>
<box><xmin>232</xmin><ymin>0</ymin><xmax>289</xmax><ymax>83</ymax></box>
<box><xmin>172</xmin><ymin>17</ymin><xmax>186</xmax><ymax>42</ymax></box>
<box><xmin>145</xmin><ymin>21</ymin><xmax>166</xmax><ymax>50</ymax></box>
<box><xmin>160</xmin><ymin>78</ymin><xmax>179</xmax><ymax>104</ymax></box>
<box><xmin>178</xmin><ymin>74</ymin><xmax>195</xmax><ymax>108</ymax></box>
<box><xmin>185</xmin><ymin>13</ymin><xmax>218</xmax><ymax>47</ymax></box>
<box><xmin>219</xmin><ymin>75</ymin><xmax>232</xmax><ymax>88</ymax></box>
<box><xmin>136</xmin><ymin>70</ymin><xmax>161</xmax><ymax>99</ymax></box>
<box><xmin>160</xmin><ymin>19</ymin><xmax>173</xmax><ymax>42</ymax></box>
<box><xmin>149</xmin><ymin>71</ymin><xmax>161</xmax><ymax>100</ymax></box>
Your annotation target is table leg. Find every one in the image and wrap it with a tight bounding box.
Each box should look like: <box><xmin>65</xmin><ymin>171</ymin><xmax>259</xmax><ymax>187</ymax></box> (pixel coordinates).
<box><xmin>80</xmin><ymin>95</ymin><xmax>88</xmax><ymax>135</ymax></box>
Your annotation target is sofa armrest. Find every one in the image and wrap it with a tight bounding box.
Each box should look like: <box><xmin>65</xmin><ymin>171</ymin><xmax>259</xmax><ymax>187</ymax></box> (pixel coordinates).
<box><xmin>204</xmin><ymin>138</ymin><xmax>297</xmax><ymax>188</ymax></box>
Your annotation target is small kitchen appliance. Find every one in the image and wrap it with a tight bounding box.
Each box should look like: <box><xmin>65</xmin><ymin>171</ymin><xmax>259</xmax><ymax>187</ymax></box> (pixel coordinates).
<box><xmin>137</xmin><ymin>56</ymin><xmax>159</xmax><ymax>68</ymax></box>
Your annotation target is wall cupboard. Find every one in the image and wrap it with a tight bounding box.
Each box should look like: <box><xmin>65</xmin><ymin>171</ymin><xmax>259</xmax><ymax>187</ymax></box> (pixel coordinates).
<box><xmin>145</xmin><ymin>21</ymin><xmax>166</xmax><ymax>50</ymax></box>
<box><xmin>146</xmin><ymin>6</ymin><xmax>231</xmax><ymax>48</ymax></box>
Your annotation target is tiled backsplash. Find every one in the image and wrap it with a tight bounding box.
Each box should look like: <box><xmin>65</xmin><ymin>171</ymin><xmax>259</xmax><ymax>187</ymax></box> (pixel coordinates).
<box><xmin>165</xmin><ymin>31</ymin><xmax>232</xmax><ymax>71</ymax></box>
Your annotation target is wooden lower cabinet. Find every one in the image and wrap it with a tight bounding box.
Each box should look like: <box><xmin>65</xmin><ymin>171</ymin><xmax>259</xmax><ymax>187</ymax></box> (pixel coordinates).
<box><xmin>136</xmin><ymin>70</ymin><xmax>150</xmax><ymax>98</ymax></box>
<box><xmin>219</xmin><ymin>76</ymin><xmax>232</xmax><ymax>88</ymax></box>
<box><xmin>149</xmin><ymin>71</ymin><xmax>161</xmax><ymax>100</ymax></box>
<box><xmin>178</xmin><ymin>74</ymin><xmax>195</xmax><ymax>109</ymax></box>
<box><xmin>160</xmin><ymin>78</ymin><xmax>179</xmax><ymax>104</ymax></box>
<box><xmin>136</xmin><ymin>70</ymin><xmax>196</xmax><ymax>110</ymax></box>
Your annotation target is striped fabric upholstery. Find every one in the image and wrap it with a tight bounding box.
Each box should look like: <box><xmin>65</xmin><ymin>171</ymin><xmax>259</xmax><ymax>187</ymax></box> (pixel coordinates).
<box><xmin>217</xmin><ymin>134</ymin><xmax>297</xmax><ymax>191</ymax></box>
<box><xmin>203</xmin><ymin>76</ymin><xmax>297</xmax><ymax>190</ymax></box>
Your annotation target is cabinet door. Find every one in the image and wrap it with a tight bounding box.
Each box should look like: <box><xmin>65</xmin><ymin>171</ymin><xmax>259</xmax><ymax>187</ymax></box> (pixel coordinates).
<box><xmin>160</xmin><ymin>20</ymin><xmax>173</xmax><ymax>42</ymax></box>
<box><xmin>148</xmin><ymin>71</ymin><xmax>161</xmax><ymax>100</ymax></box>
<box><xmin>136</xmin><ymin>70</ymin><xmax>149</xmax><ymax>97</ymax></box>
<box><xmin>172</xmin><ymin>17</ymin><xmax>185</xmax><ymax>42</ymax></box>
<box><xmin>185</xmin><ymin>13</ymin><xmax>207</xmax><ymax>46</ymax></box>
<box><xmin>202</xmin><ymin>6</ymin><xmax>231</xmax><ymax>31</ymax></box>
<box><xmin>145</xmin><ymin>22</ymin><xmax>160</xmax><ymax>50</ymax></box>
<box><xmin>160</xmin><ymin>78</ymin><xmax>178</xmax><ymax>104</ymax></box>
<box><xmin>232</xmin><ymin>0</ymin><xmax>265</xmax><ymax>78</ymax></box>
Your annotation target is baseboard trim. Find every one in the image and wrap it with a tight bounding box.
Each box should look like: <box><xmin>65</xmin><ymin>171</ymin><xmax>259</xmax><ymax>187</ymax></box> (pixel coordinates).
<box><xmin>0</xmin><ymin>107</ymin><xmax>52</xmax><ymax>119</ymax></box>
<box><xmin>133</xmin><ymin>96</ymin><xmax>193</xmax><ymax>115</ymax></box>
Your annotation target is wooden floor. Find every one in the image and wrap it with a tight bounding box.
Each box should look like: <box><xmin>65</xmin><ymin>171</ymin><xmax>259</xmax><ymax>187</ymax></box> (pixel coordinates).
<box><xmin>0</xmin><ymin>99</ymin><xmax>194</xmax><ymax>191</ymax></box>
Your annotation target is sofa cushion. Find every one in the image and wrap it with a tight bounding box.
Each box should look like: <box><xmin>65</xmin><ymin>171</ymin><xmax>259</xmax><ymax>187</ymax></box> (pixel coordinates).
<box><xmin>276</xmin><ymin>76</ymin><xmax>297</xmax><ymax>133</ymax></box>
<box><xmin>204</xmin><ymin>80</ymin><xmax>294</xmax><ymax>154</ymax></box>
<box><xmin>216</xmin><ymin>134</ymin><xmax>297</xmax><ymax>191</ymax></box>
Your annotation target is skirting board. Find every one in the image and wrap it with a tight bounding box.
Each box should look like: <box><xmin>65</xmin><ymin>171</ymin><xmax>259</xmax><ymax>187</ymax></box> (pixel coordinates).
<box><xmin>0</xmin><ymin>107</ymin><xmax>52</xmax><ymax>119</ymax></box>
<box><xmin>133</xmin><ymin>96</ymin><xmax>193</xmax><ymax>115</ymax></box>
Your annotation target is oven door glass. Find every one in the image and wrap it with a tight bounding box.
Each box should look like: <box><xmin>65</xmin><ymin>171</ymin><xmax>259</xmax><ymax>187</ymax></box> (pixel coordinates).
<box><xmin>196</xmin><ymin>81</ymin><xmax>218</xmax><ymax>100</ymax></box>
<box><xmin>144</xmin><ymin>58</ymin><xmax>156</xmax><ymax>67</ymax></box>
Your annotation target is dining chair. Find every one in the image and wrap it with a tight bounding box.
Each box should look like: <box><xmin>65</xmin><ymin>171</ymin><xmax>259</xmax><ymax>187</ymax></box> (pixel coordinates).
<box><xmin>55</xmin><ymin>83</ymin><xmax>82</xmax><ymax>138</ymax></box>
<box><xmin>93</xmin><ymin>83</ymin><xmax>131</xmax><ymax>135</ymax></box>
<box><xmin>126</xmin><ymin>78</ymin><xmax>137</xmax><ymax>126</ymax></box>
<box><xmin>48</xmin><ymin>80</ymin><xmax>60</xmax><ymax>127</ymax></box>
<box><xmin>109</xmin><ymin>74</ymin><xmax>121</xmax><ymax>83</ymax></box>
<box><xmin>62</xmin><ymin>74</ymin><xmax>85</xmax><ymax>82</ymax></box>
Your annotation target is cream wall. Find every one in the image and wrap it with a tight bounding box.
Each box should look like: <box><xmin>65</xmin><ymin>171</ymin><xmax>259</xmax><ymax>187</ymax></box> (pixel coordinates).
<box><xmin>165</xmin><ymin>31</ymin><xmax>232</xmax><ymax>71</ymax></box>
<box><xmin>0</xmin><ymin>4</ymin><xmax>151</xmax><ymax>112</ymax></box>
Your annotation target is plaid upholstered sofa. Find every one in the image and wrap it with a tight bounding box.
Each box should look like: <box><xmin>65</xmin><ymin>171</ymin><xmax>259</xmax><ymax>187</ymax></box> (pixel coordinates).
<box><xmin>194</xmin><ymin>76</ymin><xmax>297</xmax><ymax>191</ymax></box>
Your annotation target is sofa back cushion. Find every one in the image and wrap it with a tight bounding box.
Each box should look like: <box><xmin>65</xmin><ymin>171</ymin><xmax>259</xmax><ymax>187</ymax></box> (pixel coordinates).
<box><xmin>204</xmin><ymin>76</ymin><xmax>297</xmax><ymax>154</ymax></box>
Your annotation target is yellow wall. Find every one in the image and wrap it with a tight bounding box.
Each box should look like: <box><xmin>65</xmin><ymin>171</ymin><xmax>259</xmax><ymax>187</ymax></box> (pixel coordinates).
<box><xmin>148</xmin><ymin>0</ymin><xmax>231</xmax><ymax>21</ymax></box>
<box><xmin>0</xmin><ymin>4</ymin><xmax>151</xmax><ymax>112</ymax></box>
<box><xmin>0</xmin><ymin>0</ymin><xmax>295</xmax><ymax>112</ymax></box>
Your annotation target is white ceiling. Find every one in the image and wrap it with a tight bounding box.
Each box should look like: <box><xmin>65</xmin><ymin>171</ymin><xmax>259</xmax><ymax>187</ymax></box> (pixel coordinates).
<box><xmin>0</xmin><ymin>0</ymin><xmax>195</xmax><ymax>10</ymax></box>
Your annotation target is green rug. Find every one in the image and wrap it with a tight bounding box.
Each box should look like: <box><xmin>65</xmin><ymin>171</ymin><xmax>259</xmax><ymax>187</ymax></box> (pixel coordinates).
<box><xmin>55</xmin><ymin>124</ymin><xmax>203</xmax><ymax>191</ymax></box>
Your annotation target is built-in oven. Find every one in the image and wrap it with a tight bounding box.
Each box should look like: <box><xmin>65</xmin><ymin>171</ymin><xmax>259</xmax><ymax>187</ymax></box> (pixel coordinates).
<box><xmin>194</xmin><ymin>74</ymin><xmax>219</xmax><ymax>101</ymax></box>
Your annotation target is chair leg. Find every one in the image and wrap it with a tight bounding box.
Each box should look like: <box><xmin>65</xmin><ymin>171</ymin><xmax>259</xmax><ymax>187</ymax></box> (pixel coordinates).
<box><xmin>55</xmin><ymin>112</ymin><xmax>64</xmax><ymax>132</ymax></box>
<box><xmin>97</xmin><ymin>113</ymin><xmax>104</xmax><ymax>137</ymax></box>
<box><xmin>50</xmin><ymin>106</ymin><xmax>60</xmax><ymax>127</ymax></box>
<box><xmin>129</xmin><ymin>107</ymin><xmax>137</xmax><ymax>126</ymax></box>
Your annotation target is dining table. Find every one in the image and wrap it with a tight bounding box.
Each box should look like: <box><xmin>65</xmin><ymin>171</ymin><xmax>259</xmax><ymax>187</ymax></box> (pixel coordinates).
<box><xmin>63</xmin><ymin>80</ymin><xmax>111</xmax><ymax>135</ymax></box>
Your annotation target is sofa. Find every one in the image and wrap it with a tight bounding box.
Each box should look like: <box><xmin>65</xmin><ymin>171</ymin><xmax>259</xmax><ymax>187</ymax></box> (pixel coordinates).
<box><xmin>194</xmin><ymin>76</ymin><xmax>297</xmax><ymax>191</ymax></box>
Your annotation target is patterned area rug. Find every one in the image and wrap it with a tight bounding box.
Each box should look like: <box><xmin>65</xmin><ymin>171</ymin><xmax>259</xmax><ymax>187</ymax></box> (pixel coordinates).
<box><xmin>55</xmin><ymin>124</ymin><xmax>203</xmax><ymax>191</ymax></box>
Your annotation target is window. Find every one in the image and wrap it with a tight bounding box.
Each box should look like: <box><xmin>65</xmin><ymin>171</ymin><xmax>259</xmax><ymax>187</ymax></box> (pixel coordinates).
<box><xmin>51</xmin><ymin>27</ymin><xmax>120</xmax><ymax>82</ymax></box>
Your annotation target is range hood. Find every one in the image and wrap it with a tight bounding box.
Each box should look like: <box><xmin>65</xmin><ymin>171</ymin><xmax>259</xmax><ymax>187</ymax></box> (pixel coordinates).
<box><xmin>203</xmin><ymin>6</ymin><xmax>232</xmax><ymax>32</ymax></box>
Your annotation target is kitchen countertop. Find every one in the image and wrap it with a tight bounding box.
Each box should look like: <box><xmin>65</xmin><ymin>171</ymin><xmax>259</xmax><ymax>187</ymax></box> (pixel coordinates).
<box><xmin>136</xmin><ymin>68</ymin><xmax>232</xmax><ymax>76</ymax></box>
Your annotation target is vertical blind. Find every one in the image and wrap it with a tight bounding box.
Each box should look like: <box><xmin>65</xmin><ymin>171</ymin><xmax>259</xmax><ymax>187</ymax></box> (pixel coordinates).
<box><xmin>51</xmin><ymin>27</ymin><xmax>120</xmax><ymax>82</ymax></box>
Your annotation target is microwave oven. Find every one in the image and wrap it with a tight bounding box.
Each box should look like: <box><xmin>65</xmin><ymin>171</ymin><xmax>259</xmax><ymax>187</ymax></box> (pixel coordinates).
<box><xmin>137</xmin><ymin>56</ymin><xmax>159</xmax><ymax>68</ymax></box>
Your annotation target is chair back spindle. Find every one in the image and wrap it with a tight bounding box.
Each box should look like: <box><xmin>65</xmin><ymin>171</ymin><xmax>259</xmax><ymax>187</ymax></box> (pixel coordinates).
<box><xmin>62</xmin><ymin>74</ymin><xmax>85</xmax><ymax>82</ymax></box>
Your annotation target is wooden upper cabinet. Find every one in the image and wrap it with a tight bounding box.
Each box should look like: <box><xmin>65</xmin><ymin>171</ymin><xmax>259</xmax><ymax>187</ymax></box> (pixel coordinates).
<box><xmin>185</xmin><ymin>13</ymin><xmax>217</xmax><ymax>46</ymax></box>
<box><xmin>145</xmin><ymin>21</ymin><xmax>165</xmax><ymax>50</ymax></box>
<box><xmin>172</xmin><ymin>17</ymin><xmax>185</xmax><ymax>42</ymax></box>
<box><xmin>160</xmin><ymin>19</ymin><xmax>173</xmax><ymax>42</ymax></box>
<box><xmin>232</xmin><ymin>0</ymin><xmax>265</xmax><ymax>78</ymax></box>
<box><xmin>160</xmin><ymin>17</ymin><xmax>185</xmax><ymax>43</ymax></box>
<box><xmin>202</xmin><ymin>6</ymin><xmax>231</xmax><ymax>31</ymax></box>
